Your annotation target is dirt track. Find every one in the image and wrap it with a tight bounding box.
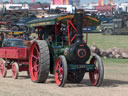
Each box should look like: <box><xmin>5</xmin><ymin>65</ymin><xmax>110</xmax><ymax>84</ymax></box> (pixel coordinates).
<box><xmin>0</xmin><ymin>62</ymin><xmax>128</xmax><ymax>96</ymax></box>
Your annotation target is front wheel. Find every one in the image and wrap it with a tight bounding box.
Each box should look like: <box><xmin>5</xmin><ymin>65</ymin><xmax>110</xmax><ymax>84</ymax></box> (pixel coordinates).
<box><xmin>89</xmin><ymin>53</ymin><xmax>104</xmax><ymax>86</ymax></box>
<box><xmin>55</xmin><ymin>55</ymin><xmax>67</xmax><ymax>87</ymax></box>
<box><xmin>12</xmin><ymin>62</ymin><xmax>19</xmax><ymax>79</ymax></box>
<box><xmin>0</xmin><ymin>60</ymin><xmax>7</xmax><ymax>78</ymax></box>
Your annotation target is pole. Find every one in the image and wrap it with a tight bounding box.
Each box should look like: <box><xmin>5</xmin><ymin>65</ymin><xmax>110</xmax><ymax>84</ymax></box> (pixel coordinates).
<box><xmin>10</xmin><ymin>0</ymin><xmax>13</xmax><ymax>4</ymax></box>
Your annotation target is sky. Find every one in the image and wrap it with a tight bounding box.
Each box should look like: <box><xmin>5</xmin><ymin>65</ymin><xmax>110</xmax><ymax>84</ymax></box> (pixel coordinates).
<box><xmin>3</xmin><ymin>0</ymin><xmax>128</xmax><ymax>4</ymax></box>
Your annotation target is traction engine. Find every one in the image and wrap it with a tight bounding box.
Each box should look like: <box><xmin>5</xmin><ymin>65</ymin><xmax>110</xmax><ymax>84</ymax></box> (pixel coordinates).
<box><xmin>28</xmin><ymin>10</ymin><xmax>104</xmax><ymax>87</ymax></box>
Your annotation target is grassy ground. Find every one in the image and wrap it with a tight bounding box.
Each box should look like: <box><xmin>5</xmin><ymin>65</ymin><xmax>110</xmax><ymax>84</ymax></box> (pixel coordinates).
<box><xmin>87</xmin><ymin>33</ymin><xmax>128</xmax><ymax>49</ymax></box>
<box><xmin>84</xmin><ymin>33</ymin><xmax>128</xmax><ymax>64</ymax></box>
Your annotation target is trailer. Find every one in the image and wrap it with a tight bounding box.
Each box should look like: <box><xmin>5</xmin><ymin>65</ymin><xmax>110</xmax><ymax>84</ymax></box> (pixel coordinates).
<box><xmin>0</xmin><ymin>31</ymin><xmax>31</xmax><ymax>79</ymax></box>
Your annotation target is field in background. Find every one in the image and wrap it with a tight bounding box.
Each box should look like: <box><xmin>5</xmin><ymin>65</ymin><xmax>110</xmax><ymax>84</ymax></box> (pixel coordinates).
<box><xmin>85</xmin><ymin>33</ymin><xmax>128</xmax><ymax>64</ymax></box>
<box><xmin>87</xmin><ymin>33</ymin><xmax>128</xmax><ymax>49</ymax></box>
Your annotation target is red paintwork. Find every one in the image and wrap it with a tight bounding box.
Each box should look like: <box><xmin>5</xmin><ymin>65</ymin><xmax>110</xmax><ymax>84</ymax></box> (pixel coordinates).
<box><xmin>12</xmin><ymin>63</ymin><xmax>17</xmax><ymax>79</ymax></box>
<box><xmin>55</xmin><ymin>22</ymin><xmax>61</xmax><ymax>35</ymax></box>
<box><xmin>55</xmin><ymin>57</ymin><xmax>63</xmax><ymax>86</ymax></box>
<box><xmin>0</xmin><ymin>21</ymin><xmax>7</xmax><ymax>25</ymax></box>
<box><xmin>67</xmin><ymin>19</ymin><xmax>78</xmax><ymax>47</ymax></box>
<box><xmin>0</xmin><ymin>47</ymin><xmax>29</xmax><ymax>60</ymax></box>
<box><xmin>89</xmin><ymin>57</ymin><xmax>99</xmax><ymax>86</ymax></box>
<box><xmin>95</xmin><ymin>5</ymin><xmax>116</xmax><ymax>12</ymax></box>
<box><xmin>0</xmin><ymin>60</ymin><xmax>6</xmax><ymax>77</ymax></box>
<box><xmin>0</xmin><ymin>45</ymin><xmax>31</xmax><ymax>77</ymax></box>
<box><xmin>19</xmin><ymin>66</ymin><xmax>28</xmax><ymax>72</ymax></box>
<box><xmin>29</xmin><ymin>42</ymin><xmax>40</xmax><ymax>81</ymax></box>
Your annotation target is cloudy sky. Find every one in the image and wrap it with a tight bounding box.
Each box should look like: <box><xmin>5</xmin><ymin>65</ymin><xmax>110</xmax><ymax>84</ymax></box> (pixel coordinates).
<box><xmin>3</xmin><ymin>0</ymin><xmax>128</xmax><ymax>4</ymax></box>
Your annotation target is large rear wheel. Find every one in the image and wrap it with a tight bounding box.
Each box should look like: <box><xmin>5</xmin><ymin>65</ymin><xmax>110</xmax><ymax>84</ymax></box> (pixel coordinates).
<box><xmin>55</xmin><ymin>55</ymin><xmax>67</xmax><ymax>87</ymax></box>
<box><xmin>89</xmin><ymin>54</ymin><xmax>104</xmax><ymax>86</ymax></box>
<box><xmin>29</xmin><ymin>40</ymin><xmax>50</xmax><ymax>83</ymax></box>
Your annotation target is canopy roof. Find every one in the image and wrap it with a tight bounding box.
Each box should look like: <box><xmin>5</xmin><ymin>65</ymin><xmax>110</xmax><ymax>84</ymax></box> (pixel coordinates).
<box><xmin>27</xmin><ymin>14</ymin><xmax>100</xmax><ymax>27</ymax></box>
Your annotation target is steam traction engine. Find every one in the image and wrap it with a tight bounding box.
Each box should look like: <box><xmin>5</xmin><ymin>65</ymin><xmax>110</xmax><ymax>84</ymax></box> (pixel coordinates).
<box><xmin>28</xmin><ymin>10</ymin><xmax>104</xmax><ymax>87</ymax></box>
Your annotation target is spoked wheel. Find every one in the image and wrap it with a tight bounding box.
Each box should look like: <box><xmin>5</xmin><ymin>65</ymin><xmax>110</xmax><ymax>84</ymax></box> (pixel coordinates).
<box><xmin>89</xmin><ymin>54</ymin><xmax>104</xmax><ymax>86</ymax></box>
<box><xmin>0</xmin><ymin>60</ymin><xmax>7</xmax><ymax>78</ymax></box>
<box><xmin>12</xmin><ymin>62</ymin><xmax>19</xmax><ymax>79</ymax></box>
<box><xmin>29</xmin><ymin>40</ymin><xmax>50</xmax><ymax>83</ymax></box>
<box><xmin>55</xmin><ymin>55</ymin><xmax>67</xmax><ymax>87</ymax></box>
<box><xmin>67</xmin><ymin>72</ymin><xmax>85</xmax><ymax>83</ymax></box>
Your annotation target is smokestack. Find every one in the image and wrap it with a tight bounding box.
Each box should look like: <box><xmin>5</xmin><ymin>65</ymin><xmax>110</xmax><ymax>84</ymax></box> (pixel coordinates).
<box><xmin>76</xmin><ymin>9</ymin><xmax>84</xmax><ymax>42</ymax></box>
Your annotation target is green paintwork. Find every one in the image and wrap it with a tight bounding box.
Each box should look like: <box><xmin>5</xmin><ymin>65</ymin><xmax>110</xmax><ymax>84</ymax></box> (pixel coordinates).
<box><xmin>27</xmin><ymin>14</ymin><xmax>100</xmax><ymax>27</ymax></box>
<box><xmin>68</xmin><ymin>64</ymin><xmax>95</xmax><ymax>71</ymax></box>
<box><xmin>27</xmin><ymin>13</ymin><xmax>100</xmax><ymax>74</ymax></box>
<box><xmin>27</xmin><ymin>14</ymin><xmax>74</xmax><ymax>27</ymax></box>
<box><xmin>48</xmin><ymin>35</ymin><xmax>69</xmax><ymax>74</ymax></box>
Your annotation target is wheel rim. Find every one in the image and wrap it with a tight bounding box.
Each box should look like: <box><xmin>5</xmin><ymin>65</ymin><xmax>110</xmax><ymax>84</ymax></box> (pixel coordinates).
<box><xmin>0</xmin><ymin>60</ymin><xmax>6</xmax><ymax>77</ymax></box>
<box><xmin>105</xmin><ymin>29</ymin><xmax>112</xmax><ymax>35</ymax></box>
<box><xmin>29</xmin><ymin>43</ymin><xmax>40</xmax><ymax>81</ymax></box>
<box><xmin>55</xmin><ymin>58</ymin><xmax>64</xmax><ymax>86</ymax></box>
<box><xmin>89</xmin><ymin>57</ymin><xmax>99</xmax><ymax>86</ymax></box>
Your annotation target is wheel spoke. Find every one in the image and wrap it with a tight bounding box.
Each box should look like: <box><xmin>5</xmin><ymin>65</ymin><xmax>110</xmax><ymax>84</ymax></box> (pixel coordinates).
<box><xmin>59</xmin><ymin>68</ymin><xmax>63</xmax><ymax>74</ymax></box>
<box><xmin>35</xmin><ymin>70</ymin><xmax>40</xmax><ymax>78</ymax></box>
<box><xmin>94</xmin><ymin>69</ymin><xmax>99</xmax><ymax>74</ymax></box>
<box><xmin>35</xmin><ymin>46</ymin><xmax>40</xmax><ymax>56</ymax></box>
<box><xmin>32</xmin><ymin>55</ymin><xmax>38</xmax><ymax>60</ymax></box>
<box><xmin>32</xmin><ymin>64</ymin><xmax>39</xmax><ymax>71</ymax></box>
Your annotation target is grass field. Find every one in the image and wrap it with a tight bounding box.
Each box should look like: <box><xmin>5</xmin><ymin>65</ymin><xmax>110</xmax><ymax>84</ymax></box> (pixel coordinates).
<box><xmin>85</xmin><ymin>33</ymin><xmax>128</xmax><ymax>64</ymax></box>
<box><xmin>87</xmin><ymin>33</ymin><xmax>128</xmax><ymax>49</ymax></box>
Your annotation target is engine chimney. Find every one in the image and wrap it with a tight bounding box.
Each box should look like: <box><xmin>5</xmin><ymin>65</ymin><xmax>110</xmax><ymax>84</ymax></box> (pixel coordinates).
<box><xmin>76</xmin><ymin>9</ymin><xmax>84</xmax><ymax>42</ymax></box>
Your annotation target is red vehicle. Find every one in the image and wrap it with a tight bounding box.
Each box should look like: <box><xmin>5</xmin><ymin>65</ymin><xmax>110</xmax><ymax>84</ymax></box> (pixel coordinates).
<box><xmin>0</xmin><ymin>38</ymin><xmax>30</xmax><ymax>79</ymax></box>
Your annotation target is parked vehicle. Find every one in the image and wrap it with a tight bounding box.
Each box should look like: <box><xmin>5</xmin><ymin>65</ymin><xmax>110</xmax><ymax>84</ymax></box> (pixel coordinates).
<box><xmin>101</xmin><ymin>13</ymin><xmax>128</xmax><ymax>35</ymax></box>
<box><xmin>11</xmin><ymin>16</ymin><xmax>37</xmax><ymax>31</ymax></box>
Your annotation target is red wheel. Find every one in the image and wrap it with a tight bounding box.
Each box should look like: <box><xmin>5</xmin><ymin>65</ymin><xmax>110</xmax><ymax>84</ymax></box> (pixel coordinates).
<box><xmin>55</xmin><ymin>55</ymin><xmax>67</xmax><ymax>87</ymax></box>
<box><xmin>29</xmin><ymin>40</ymin><xmax>50</xmax><ymax>83</ymax></box>
<box><xmin>89</xmin><ymin>54</ymin><xmax>104</xmax><ymax>86</ymax></box>
<box><xmin>29</xmin><ymin>42</ymin><xmax>40</xmax><ymax>81</ymax></box>
<box><xmin>12</xmin><ymin>62</ymin><xmax>19</xmax><ymax>79</ymax></box>
<box><xmin>0</xmin><ymin>60</ymin><xmax>7</xmax><ymax>77</ymax></box>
